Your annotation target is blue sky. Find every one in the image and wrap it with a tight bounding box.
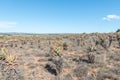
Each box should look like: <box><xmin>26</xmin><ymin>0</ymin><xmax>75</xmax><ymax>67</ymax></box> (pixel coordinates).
<box><xmin>0</xmin><ymin>0</ymin><xmax>120</xmax><ymax>33</ymax></box>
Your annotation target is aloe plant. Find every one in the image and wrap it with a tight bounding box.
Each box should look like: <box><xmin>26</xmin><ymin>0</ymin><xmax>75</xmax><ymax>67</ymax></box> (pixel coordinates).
<box><xmin>55</xmin><ymin>49</ymin><xmax>61</xmax><ymax>56</ymax></box>
<box><xmin>6</xmin><ymin>54</ymin><xmax>17</xmax><ymax>64</ymax></box>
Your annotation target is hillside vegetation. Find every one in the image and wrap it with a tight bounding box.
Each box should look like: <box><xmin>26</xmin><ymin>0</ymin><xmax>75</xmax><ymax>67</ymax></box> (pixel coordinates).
<box><xmin>0</xmin><ymin>33</ymin><xmax>120</xmax><ymax>80</ymax></box>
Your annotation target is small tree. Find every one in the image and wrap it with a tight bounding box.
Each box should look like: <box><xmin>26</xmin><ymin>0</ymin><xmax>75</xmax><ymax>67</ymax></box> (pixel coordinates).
<box><xmin>116</xmin><ymin>29</ymin><xmax>120</xmax><ymax>32</ymax></box>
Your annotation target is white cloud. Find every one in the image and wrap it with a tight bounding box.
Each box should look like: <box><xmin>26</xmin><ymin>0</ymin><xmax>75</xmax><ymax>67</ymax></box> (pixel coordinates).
<box><xmin>103</xmin><ymin>14</ymin><xmax>120</xmax><ymax>21</ymax></box>
<box><xmin>0</xmin><ymin>21</ymin><xmax>17</xmax><ymax>28</ymax></box>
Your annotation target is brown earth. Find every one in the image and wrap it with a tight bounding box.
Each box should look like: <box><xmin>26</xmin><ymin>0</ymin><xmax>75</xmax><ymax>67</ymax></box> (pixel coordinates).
<box><xmin>0</xmin><ymin>33</ymin><xmax>120</xmax><ymax>80</ymax></box>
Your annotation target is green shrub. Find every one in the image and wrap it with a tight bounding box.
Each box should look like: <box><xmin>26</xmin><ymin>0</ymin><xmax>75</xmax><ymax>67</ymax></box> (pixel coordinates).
<box><xmin>116</xmin><ymin>29</ymin><xmax>120</xmax><ymax>32</ymax></box>
<box><xmin>0</xmin><ymin>48</ymin><xmax>6</xmax><ymax>60</ymax></box>
<box><xmin>0</xmin><ymin>51</ymin><xmax>5</xmax><ymax>59</ymax></box>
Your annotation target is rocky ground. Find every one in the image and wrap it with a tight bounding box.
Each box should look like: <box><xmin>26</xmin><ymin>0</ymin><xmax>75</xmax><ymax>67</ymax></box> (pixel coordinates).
<box><xmin>0</xmin><ymin>33</ymin><xmax>120</xmax><ymax>80</ymax></box>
